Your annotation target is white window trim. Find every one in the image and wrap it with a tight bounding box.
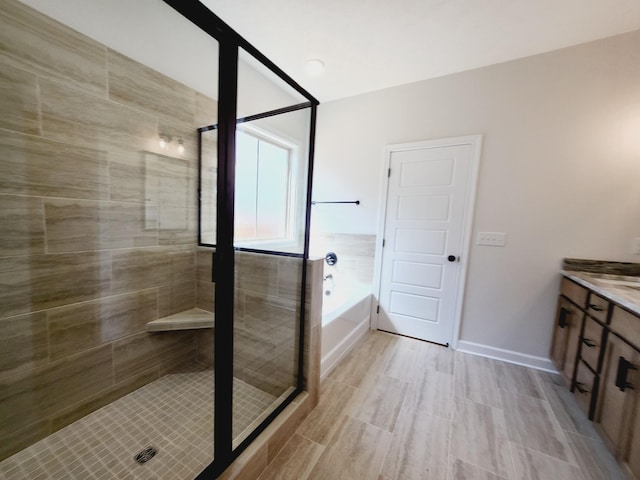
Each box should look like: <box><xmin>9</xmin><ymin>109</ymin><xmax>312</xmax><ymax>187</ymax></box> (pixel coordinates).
<box><xmin>235</xmin><ymin>124</ymin><xmax>301</xmax><ymax>249</ymax></box>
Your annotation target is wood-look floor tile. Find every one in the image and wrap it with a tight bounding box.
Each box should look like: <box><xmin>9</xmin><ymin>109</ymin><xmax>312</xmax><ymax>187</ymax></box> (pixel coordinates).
<box><xmin>257</xmin><ymin>434</ymin><xmax>324</xmax><ymax>480</ymax></box>
<box><xmin>0</xmin><ymin>62</ymin><xmax>39</xmax><ymax>134</ymax></box>
<box><xmin>449</xmin><ymin>397</ymin><xmax>512</xmax><ymax>478</ymax></box>
<box><xmin>404</xmin><ymin>368</ymin><xmax>454</xmax><ymax>419</ymax></box>
<box><xmin>454</xmin><ymin>352</ymin><xmax>502</xmax><ymax>408</ymax></box>
<box><xmin>510</xmin><ymin>443</ymin><xmax>584</xmax><ymax>480</ymax></box>
<box><xmin>0</xmin><ymin>130</ymin><xmax>109</xmax><ymax>200</ymax></box>
<box><xmin>381</xmin><ymin>409</ymin><xmax>450</xmax><ymax>480</ymax></box>
<box><xmin>499</xmin><ymin>388</ymin><xmax>575</xmax><ymax>464</ymax></box>
<box><xmin>448</xmin><ymin>457</ymin><xmax>507</xmax><ymax>480</ymax></box>
<box><xmin>0</xmin><ymin>0</ymin><xmax>107</xmax><ymax>96</ymax></box>
<box><xmin>416</xmin><ymin>341</ymin><xmax>455</xmax><ymax>374</ymax></box>
<box><xmin>492</xmin><ymin>360</ymin><xmax>544</xmax><ymax>399</ymax></box>
<box><xmin>566</xmin><ymin>431</ymin><xmax>627</xmax><ymax>480</ymax></box>
<box><xmin>538</xmin><ymin>377</ymin><xmax>599</xmax><ymax>438</ymax></box>
<box><xmin>328</xmin><ymin>333</ymin><xmax>389</xmax><ymax>388</ymax></box>
<box><xmin>308</xmin><ymin>416</ymin><xmax>391</xmax><ymax>480</ymax></box>
<box><xmin>0</xmin><ymin>194</ymin><xmax>45</xmax><ymax>257</ymax></box>
<box><xmin>382</xmin><ymin>335</ymin><xmax>420</xmax><ymax>382</ymax></box>
<box><xmin>297</xmin><ymin>379</ymin><xmax>359</xmax><ymax>445</ymax></box>
<box><xmin>353</xmin><ymin>374</ymin><xmax>408</xmax><ymax>432</ymax></box>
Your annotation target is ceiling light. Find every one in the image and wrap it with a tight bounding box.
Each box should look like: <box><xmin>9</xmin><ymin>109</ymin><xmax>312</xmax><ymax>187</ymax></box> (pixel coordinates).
<box><xmin>305</xmin><ymin>59</ymin><xmax>325</xmax><ymax>77</ymax></box>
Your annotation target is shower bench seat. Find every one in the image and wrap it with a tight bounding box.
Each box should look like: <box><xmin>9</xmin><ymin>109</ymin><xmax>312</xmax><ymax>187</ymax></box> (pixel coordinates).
<box><xmin>146</xmin><ymin>308</ymin><xmax>214</xmax><ymax>332</ymax></box>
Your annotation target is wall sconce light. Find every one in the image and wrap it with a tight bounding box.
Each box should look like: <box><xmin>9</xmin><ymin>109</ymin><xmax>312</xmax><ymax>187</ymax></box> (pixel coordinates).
<box><xmin>158</xmin><ymin>134</ymin><xmax>185</xmax><ymax>155</ymax></box>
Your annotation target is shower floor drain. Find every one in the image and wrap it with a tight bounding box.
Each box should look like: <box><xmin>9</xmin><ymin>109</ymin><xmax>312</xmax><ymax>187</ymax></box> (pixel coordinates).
<box><xmin>134</xmin><ymin>446</ymin><xmax>157</xmax><ymax>464</ymax></box>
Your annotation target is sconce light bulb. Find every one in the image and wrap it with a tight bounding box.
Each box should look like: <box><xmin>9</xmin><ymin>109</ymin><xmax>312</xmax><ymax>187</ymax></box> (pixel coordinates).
<box><xmin>159</xmin><ymin>136</ymin><xmax>167</xmax><ymax>149</ymax></box>
<box><xmin>177</xmin><ymin>139</ymin><xmax>185</xmax><ymax>154</ymax></box>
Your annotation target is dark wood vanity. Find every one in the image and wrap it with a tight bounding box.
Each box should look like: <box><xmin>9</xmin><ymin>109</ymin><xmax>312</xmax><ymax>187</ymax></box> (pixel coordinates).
<box><xmin>551</xmin><ymin>259</ymin><xmax>640</xmax><ymax>479</ymax></box>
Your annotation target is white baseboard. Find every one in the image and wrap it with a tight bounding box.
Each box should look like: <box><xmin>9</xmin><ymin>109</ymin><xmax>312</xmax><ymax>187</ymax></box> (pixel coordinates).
<box><xmin>456</xmin><ymin>340</ymin><xmax>557</xmax><ymax>373</ymax></box>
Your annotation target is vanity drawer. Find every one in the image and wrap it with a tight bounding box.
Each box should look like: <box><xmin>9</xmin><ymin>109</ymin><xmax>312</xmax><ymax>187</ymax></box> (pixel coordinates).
<box><xmin>573</xmin><ymin>360</ymin><xmax>598</xmax><ymax>419</ymax></box>
<box><xmin>580</xmin><ymin>316</ymin><xmax>604</xmax><ymax>371</ymax></box>
<box><xmin>561</xmin><ymin>277</ymin><xmax>588</xmax><ymax>308</ymax></box>
<box><xmin>586</xmin><ymin>292</ymin><xmax>610</xmax><ymax>323</ymax></box>
<box><xmin>610</xmin><ymin>306</ymin><xmax>640</xmax><ymax>347</ymax></box>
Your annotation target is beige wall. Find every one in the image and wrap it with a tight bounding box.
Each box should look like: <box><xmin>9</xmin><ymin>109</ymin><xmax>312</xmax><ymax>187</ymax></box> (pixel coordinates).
<box><xmin>313</xmin><ymin>29</ymin><xmax>640</xmax><ymax>362</ymax></box>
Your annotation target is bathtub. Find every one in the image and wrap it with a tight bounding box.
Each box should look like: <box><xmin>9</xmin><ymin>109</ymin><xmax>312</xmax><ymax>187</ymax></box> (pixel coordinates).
<box><xmin>321</xmin><ymin>284</ymin><xmax>372</xmax><ymax>378</ymax></box>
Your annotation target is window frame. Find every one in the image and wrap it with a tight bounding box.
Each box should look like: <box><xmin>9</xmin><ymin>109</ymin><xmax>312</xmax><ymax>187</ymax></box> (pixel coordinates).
<box><xmin>234</xmin><ymin>123</ymin><xmax>300</xmax><ymax>249</ymax></box>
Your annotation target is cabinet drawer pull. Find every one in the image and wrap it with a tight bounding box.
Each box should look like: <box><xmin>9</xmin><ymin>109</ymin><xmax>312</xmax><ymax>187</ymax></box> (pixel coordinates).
<box><xmin>558</xmin><ymin>307</ymin><xmax>569</xmax><ymax>328</ymax></box>
<box><xmin>582</xmin><ymin>338</ymin><xmax>597</xmax><ymax>348</ymax></box>
<box><xmin>574</xmin><ymin>382</ymin><xmax>589</xmax><ymax>394</ymax></box>
<box><xmin>615</xmin><ymin>356</ymin><xmax>637</xmax><ymax>392</ymax></box>
<box><xmin>589</xmin><ymin>304</ymin><xmax>604</xmax><ymax>312</ymax></box>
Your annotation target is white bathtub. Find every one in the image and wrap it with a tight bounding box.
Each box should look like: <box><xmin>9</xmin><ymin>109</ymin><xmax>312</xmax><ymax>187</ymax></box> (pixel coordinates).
<box><xmin>321</xmin><ymin>284</ymin><xmax>372</xmax><ymax>378</ymax></box>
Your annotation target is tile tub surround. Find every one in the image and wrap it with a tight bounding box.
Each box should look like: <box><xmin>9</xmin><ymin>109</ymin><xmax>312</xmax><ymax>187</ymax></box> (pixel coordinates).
<box><xmin>0</xmin><ymin>0</ymin><xmax>215</xmax><ymax>461</ymax></box>
<box><xmin>197</xmin><ymin>249</ymin><xmax>324</xmax><ymax>400</ymax></box>
<box><xmin>310</xmin><ymin>233</ymin><xmax>376</xmax><ymax>287</ymax></box>
<box><xmin>256</xmin><ymin>331</ymin><xmax>627</xmax><ymax>480</ymax></box>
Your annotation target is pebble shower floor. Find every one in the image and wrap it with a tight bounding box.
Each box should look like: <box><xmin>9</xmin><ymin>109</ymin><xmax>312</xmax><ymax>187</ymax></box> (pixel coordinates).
<box><xmin>0</xmin><ymin>371</ymin><xmax>277</xmax><ymax>479</ymax></box>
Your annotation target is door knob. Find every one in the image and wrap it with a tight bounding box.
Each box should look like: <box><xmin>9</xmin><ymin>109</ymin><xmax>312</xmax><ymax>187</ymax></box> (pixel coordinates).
<box><xmin>447</xmin><ymin>255</ymin><xmax>458</xmax><ymax>262</ymax></box>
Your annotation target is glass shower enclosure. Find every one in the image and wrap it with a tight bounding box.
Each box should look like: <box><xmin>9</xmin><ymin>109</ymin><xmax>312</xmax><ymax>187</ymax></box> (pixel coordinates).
<box><xmin>0</xmin><ymin>0</ymin><xmax>317</xmax><ymax>478</ymax></box>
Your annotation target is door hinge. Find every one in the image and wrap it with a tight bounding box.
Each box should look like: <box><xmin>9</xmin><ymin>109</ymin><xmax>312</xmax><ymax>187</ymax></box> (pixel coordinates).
<box><xmin>387</xmin><ymin>168</ymin><xmax>391</xmax><ymax>177</ymax></box>
<box><xmin>376</xmin><ymin>305</ymin><xmax>380</xmax><ymax>314</ymax></box>
<box><xmin>382</xmin><ymin>239</ymin><xmax>386</xmax><ymax>247</ymax></box>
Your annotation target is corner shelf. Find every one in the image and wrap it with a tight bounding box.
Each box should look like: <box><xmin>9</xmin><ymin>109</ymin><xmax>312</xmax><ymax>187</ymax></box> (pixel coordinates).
<box><xmin>146</xmin><ymin>308</ymin><xmax>214</xmax><ymax>332</ymax></box>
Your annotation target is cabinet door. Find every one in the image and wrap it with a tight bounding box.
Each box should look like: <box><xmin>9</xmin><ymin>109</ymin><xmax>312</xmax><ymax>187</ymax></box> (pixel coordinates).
<box><xmin>550</xmin><ymin>296</ymin><xmax>584</xmax><ymax>384</ymax></box>
<box><xmin>595</xmin><ymin>334</ymin><xmax>638</xmax><ymax>456</ymax></box>
<box><xmin>621</xmin><ymin>350</ymin><xmax>640</xmax><ymax>479</ymax></box>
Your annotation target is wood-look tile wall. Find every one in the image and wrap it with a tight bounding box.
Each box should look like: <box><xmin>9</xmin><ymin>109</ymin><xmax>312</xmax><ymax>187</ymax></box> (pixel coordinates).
<box><xmin>310</xmin><ymin>233</ymin><xmax>376</xmax><ymax>287</ymax></box>
<box><xmin>0</xmin><ymin>0</ymin><xmax>216</xmax><ymax>461</ymax></box>
<box><xmin>196</xmin><ymin>249</ymin><xmax>323</xmax><ymax>400</ymax></box>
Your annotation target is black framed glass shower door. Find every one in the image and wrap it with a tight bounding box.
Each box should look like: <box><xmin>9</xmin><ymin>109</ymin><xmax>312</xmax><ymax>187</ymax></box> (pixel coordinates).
<box><xmin>163</xmin><ymin>1</ymin><xmax>318</xmax><ymax>477</ymax></box>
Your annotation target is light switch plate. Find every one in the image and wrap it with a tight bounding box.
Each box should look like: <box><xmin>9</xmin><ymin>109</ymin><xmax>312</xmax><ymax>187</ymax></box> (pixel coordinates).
<box><xmin>477</xmin><ymin>232</ymin><xmax>507</xmax><ymax>247</ymax></box>
<box><xmin>633</xmin><ymin>237</ymin><xmax>640</xmax><ymax>255</ymax></box>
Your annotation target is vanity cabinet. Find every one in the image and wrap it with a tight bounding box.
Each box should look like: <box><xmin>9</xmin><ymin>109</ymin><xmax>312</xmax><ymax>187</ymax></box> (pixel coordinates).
<box><xmin>550</xmin><ymin>279</ymin><xmax>587</xmax><ymax>384</ymax></box>
<box><xmin>552</xmin><ymin>272</ymin><xmax>640</xmax><ymax>480</ymax></box>
<box><xmin>595</xmin><ymin>306</ymin><xmax>640</xmax><ymax>479</ymax></box>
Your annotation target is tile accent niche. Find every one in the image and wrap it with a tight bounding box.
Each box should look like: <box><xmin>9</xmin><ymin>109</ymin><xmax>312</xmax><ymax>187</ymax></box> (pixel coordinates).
<box><xmin>0</xmin><ymin>0</ymin><xmax>221</xmax><ymax>461</ymax></box>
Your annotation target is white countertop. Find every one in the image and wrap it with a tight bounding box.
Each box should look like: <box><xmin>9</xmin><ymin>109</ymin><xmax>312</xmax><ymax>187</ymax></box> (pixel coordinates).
<box><xmin>561</xmin><ymin>270</ymin><xmax>640</xmax><ymax>316</ymax></box>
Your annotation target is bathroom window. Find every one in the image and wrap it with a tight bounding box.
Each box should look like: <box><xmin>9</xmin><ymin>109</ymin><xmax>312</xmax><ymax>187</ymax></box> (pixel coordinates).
<box><xmin>234</xmin><ymin>127</ymin><xmax>296</xmax><ymax>243</ymax></box>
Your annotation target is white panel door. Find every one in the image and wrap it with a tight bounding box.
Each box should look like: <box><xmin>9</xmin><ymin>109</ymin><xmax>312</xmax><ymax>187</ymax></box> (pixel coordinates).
<box><xmin>378</xmin><ymin>142</ymin><xmax>474</xmax><ymax>345</ymax></box>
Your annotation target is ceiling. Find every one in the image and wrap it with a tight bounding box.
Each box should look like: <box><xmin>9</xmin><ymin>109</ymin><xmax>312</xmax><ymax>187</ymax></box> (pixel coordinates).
<box><xmin>17</xmin><ymin>0</ymin><xmax>640</xmax><ymax>104</ymax></box>
<box><xmin>200</xmin><ymin>0</ymin><xmax>640</xmax><ymax>102</ymax></box>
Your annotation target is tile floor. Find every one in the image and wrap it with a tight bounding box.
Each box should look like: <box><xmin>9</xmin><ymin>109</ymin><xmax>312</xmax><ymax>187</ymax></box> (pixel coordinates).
<box><xmin>257</xmin><ymin>331</ymin><xmax>627</xmax><ymax>480</ymax></box>
<box><xmin>0</xmin><ymin>371</ymin><xmax>276</xmax><ymax>480</ymax></box>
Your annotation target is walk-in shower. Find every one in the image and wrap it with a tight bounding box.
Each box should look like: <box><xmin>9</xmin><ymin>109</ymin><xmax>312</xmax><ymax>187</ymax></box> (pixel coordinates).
<box><xmin>0</xmin><ymin>0</ymin><xmax>317</xmax><ymax>478</ymax></box>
